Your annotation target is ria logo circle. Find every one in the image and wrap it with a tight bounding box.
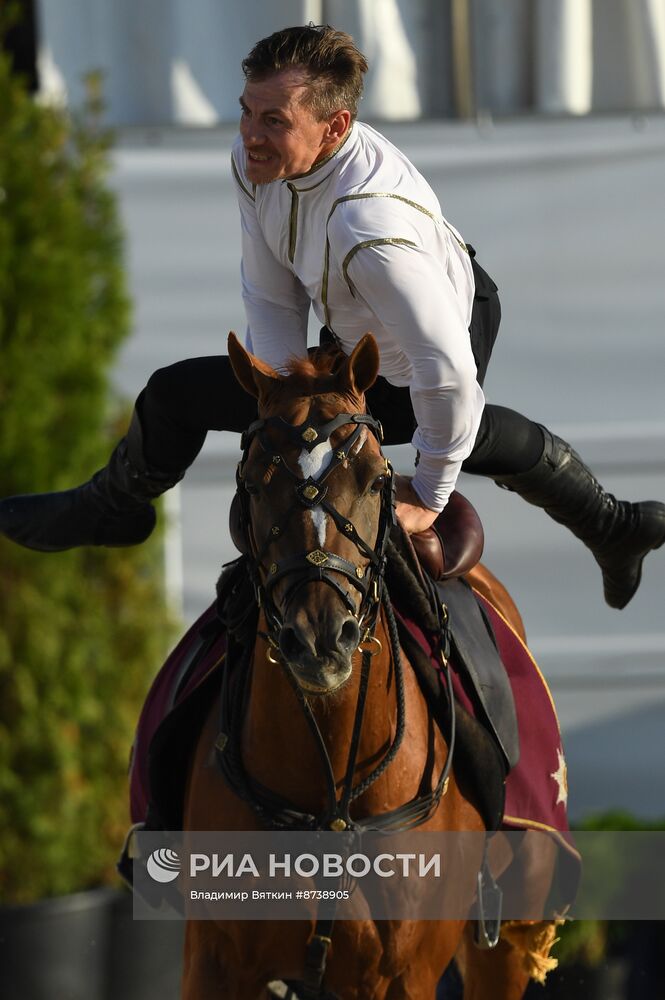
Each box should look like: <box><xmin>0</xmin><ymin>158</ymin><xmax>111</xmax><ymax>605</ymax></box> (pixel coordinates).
<box><xmin>146</xmin><ymin>848</ymin><xmax>181</xmax><ymax>883</ymax></box>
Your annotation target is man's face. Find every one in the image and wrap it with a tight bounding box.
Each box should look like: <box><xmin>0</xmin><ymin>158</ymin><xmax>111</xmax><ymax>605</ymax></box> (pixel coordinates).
<box><xmin>239</xmin><ymin>68</ymin><xmax>345</xmax><ymax>184</ymax></box>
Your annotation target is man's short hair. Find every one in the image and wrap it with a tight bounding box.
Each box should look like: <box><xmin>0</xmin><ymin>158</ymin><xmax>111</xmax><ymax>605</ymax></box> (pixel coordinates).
<box><xmin>242</xmin><ymin>24</ymin><xmax>368</xmax><ymax>121</ymax></box>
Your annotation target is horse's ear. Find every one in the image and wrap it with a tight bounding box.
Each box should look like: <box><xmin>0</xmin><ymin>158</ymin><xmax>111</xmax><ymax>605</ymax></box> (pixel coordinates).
<box><xmin>227</xmin><ymin>332</ymin><xmax>283</xmax><ymax>400</ymax></box>
<box><xmin>337</xmin><ymin>333</ymin><xmax>380</xmax><ymax>396</ymax></box>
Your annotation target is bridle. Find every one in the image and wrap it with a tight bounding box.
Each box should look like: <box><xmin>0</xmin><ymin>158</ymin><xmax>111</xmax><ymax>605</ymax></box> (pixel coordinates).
<box><xmin>234</xmin><ymin>408</ymin><xmax>395</xmax><ymax>654</ymax></box>
<box><xmin>219</xmin><ymin>402</ymin><xmax>454</xmax><ymax>833</ymax></box>
<box><xmin>216</xmin><ymin>401</ymin><xmax>457</xmax><ymax>999</ymax></box>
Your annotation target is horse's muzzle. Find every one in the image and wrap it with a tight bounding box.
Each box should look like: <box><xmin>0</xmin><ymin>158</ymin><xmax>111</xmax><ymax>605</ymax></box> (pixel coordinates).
<box><xmin>278</xmin><ymin>610</ymin><xmax>360</xmax><ymax>694</ymax></box>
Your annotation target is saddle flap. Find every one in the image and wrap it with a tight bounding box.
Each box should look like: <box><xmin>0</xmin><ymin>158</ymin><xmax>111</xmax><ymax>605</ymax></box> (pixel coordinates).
<box><xmin>436</xmin><ymin>578</ymin><xmax>520</xmax><ymax>771</ymax></box>
<box><xmin>410</xmin><ymin>491</ymin><xmax>484</xmax><ymax>580</ymax></box>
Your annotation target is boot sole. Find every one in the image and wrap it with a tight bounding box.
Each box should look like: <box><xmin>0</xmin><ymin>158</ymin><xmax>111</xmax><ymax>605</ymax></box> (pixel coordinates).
<box><xmin>620</xmin><ymin>532</ymin><xmax>665</xmax><ymax>609</ymax></box>
<box><xmin>600</xmin><ymin>503</ymin><xmax>665</xmax><ymax>609</ymax></box>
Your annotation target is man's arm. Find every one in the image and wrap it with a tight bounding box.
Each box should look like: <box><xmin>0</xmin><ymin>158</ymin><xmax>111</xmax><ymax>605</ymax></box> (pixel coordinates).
<box><xmin>345</xmin><ymin>239</ymin><xmax>484</xmax><ymax>528</ymax></box>
<box><xmin>233</xmin><ymin>161</ymin><xmax>310</xmax><ymax>370</ymax></box>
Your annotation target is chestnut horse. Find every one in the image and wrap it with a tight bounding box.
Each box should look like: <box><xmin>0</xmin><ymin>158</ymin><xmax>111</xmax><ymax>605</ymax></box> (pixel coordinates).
<box><xmin>183</xmin><ymin>333</ymin><xmax>557</xmax><ymax>999</ymax></box>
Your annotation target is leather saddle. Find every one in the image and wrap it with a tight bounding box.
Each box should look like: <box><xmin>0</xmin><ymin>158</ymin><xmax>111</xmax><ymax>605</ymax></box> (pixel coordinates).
<box><xmin>409</xmin><ymin>489</ymin><xmax>484</xmax><ymax>580</ymax></box>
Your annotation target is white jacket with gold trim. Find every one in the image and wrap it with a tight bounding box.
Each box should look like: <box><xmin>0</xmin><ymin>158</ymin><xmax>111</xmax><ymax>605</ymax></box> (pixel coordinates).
<box><xmin>231</xmin><ymin>122</ymin><xmax>485</xmax><ymax>512</ymax></box>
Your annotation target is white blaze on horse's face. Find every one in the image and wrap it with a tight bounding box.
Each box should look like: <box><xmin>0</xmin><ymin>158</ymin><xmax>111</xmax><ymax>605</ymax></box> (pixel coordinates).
<box><xmin>298</xmin><ymin>440</ymin><xmax>333</xmax><ymax>546</ymax></box>
<box><xmin>297</xmin><ymin>428</ymin><xmax>367</xmax><ymax>547</ymax></box>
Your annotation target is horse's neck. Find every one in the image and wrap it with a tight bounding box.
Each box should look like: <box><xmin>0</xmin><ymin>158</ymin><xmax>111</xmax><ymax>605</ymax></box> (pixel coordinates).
<box><xmin>240</xmin><ymin>609</ymin><xmax>428</xmax><ymax>814</ymax></box>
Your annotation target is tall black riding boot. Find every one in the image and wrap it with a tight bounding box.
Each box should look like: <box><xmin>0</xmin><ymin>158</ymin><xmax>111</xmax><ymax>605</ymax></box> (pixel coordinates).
<box><xmin>494</xmin><ymin>427</ymin><xmax>665</xmax><ymax>609</ymax></box>
<box><xmin>0</xmin><ymin>399</ymin><xmax>183</xmax><ymax>552</ymax></box>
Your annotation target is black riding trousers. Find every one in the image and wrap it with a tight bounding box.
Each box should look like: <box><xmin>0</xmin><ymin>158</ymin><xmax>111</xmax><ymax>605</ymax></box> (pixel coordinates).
<box><xmin>140</xmin><ymin>251</ymin><xmax>544</xmax><ymax>480</ymax></box>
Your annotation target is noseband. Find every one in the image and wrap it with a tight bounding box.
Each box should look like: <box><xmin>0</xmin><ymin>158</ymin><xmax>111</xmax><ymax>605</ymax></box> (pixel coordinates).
<box><xmin>234</xmin><ymin>409</ymin><xmax>395</xmax><ymax>653</ymax></box>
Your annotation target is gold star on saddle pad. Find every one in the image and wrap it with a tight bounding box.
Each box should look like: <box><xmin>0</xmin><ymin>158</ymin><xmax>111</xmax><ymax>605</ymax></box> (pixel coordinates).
<box><xmin>550</xmin><ymin>747</ymin><xmax>568</xmax><ymax>806</ymax></box>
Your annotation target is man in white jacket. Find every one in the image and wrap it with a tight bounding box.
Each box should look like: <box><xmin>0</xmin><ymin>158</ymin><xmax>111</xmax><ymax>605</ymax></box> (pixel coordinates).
<box><xmin>1</xmin><ymin>24</ymin><xmax>663</xmax><ymax>609</ymax></box>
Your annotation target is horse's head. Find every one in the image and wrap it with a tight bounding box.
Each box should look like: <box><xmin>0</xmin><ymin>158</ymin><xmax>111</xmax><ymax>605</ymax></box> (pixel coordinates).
<box><xmin>228</xmin><ymin>331</ymin><xmax>393</xmax><ymax>696</ymax></box>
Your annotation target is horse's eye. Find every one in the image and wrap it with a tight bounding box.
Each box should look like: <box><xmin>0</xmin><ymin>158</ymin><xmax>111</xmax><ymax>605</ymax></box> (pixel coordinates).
<box><xmin>244</xmin><ymin>480</ymin><xmax>259</xmax><ymax>496</ymax></box>
<box><xmin>370</xmin><ymin>474</ymin><xmax>387</xmax><ymax>494</ymax></box>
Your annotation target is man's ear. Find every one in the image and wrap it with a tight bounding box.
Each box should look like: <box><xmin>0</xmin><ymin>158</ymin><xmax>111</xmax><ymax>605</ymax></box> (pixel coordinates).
<box><xmin>326</xmin><ymin>109</ymin><xmax>351</xmax><ymax>143</ymax></box>
<box><xmin>227</xmin><ymin>332</ymin><xmax>283</xmax><ymax>400</ymax></box>
<box><xmin>336</xmin><ymin>333</ymin><xmax>380</xmax><ymax>396</ymax></box>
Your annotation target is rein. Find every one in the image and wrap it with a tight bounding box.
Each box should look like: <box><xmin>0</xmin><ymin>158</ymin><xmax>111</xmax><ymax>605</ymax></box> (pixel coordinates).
<box><xmin>214</xmin><ymin>404</ymin><xmax>457</xmax><ymax>999</ymax></box>
<box><xmin>215</xmin><ymin>586</ymin><xmax>455</xmax><ymax>832</ymax></box>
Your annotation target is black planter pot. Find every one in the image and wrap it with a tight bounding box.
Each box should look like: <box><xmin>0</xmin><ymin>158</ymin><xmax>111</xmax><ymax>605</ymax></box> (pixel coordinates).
<box><xmin>530</xmin><ymin>963</ymin><xmax>604</xmax><ymax>999</ymax></box>
<box><xmin>0</xmin><ymin>886</ymin><xmax>117</xmax><ymax>1000</ymax></box>
<box><xmin>106</xmin><ymin>888</ymin><xmax>184</xmax><ymax>1000</ymax></box>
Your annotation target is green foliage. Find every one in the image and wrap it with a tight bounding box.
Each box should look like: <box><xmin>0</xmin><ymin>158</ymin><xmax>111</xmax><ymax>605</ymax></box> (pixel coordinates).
<box><xmin>555</xmin><ymin>811</ymin><xmax>665</xmax><ymax>967</ymax></box>
<box><xmin>554</xmin><ymin>918</ymin><xmax>608</xmax><ymax>967</ymax></box>
<box><xmin>0</xmin><ymin>60</ymin><xmax>126</xmax><ymax>489</ymax></box>
<box><xmin>0</xmin><ymin>57</ymin><xmax>177</xmax><ymax>902</ymax></box>
<box><xmin>575</xmin><ymin>809</ymin><xmax>665</xmax><ymax>832</ymax></box>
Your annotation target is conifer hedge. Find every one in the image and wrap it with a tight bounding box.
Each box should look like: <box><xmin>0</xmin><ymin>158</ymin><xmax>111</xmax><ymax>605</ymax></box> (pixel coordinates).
<box><xmin>0</xmin><ymin>57</ymin><xmax>175</xmax><ymax>903</ymax></box>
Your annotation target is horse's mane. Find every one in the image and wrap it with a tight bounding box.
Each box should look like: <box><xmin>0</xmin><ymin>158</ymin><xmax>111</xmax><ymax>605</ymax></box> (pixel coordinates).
<box><xmin>284</xmin><ymin>346</ymin><xmax>344</xmax><ymax>378</ymax></box>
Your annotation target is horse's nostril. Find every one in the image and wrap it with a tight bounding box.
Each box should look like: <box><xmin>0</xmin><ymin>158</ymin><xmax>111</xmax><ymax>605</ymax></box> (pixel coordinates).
<box><xmin>280</xmin><ymin>616</ymin><xmax>359</xmax><ymax>666</ymax></box>
<box><xmin>338</xmin><ymin>617</ymin><xmax>360</xmax><ymax>653</ymax></box>
<box><xmin>279</xmin><ymin>626</ymin><xmax>304</xmax><ymax>662</ymax></box>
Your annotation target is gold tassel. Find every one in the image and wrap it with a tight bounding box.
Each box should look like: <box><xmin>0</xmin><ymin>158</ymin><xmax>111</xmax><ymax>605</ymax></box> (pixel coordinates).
<box><xmin>500</xmin><ymin>919</ymin><xmax>565</xmax><ymax>985</ymax></box>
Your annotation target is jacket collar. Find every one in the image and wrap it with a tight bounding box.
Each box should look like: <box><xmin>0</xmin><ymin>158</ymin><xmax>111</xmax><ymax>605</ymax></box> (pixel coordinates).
<box><xmin>284</xmin><ymin>124</ymin><xmax>358</xmax><ymax>191</ymax></box>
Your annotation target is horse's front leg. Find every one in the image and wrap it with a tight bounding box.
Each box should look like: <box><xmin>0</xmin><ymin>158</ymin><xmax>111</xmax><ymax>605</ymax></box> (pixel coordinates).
<box><xmin>454</xmin><ymin>921</ymin><xmax>532</xmax><ymax>1000</ymax></box>
<box><xmin>182</xmin><ymin>921</ymin><xmax>226</xmax><ymax>1000</ymax></box>
<box><xmin>182</xmin><ymin>921</ymin><xmax>266</xmax><ymax>1000</ymax></box>
<box><xmin>383</xmin><ymin>969</ymin><xmax>443</xmax><ymax>1000</ymax></box>
<box><xmin>373</xmin><ymin>920</ymin><xmax>464</xmax><ymax>1000</ymax></box>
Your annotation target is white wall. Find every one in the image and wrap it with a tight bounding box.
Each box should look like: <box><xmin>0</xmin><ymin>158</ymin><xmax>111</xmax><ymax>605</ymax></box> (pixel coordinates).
<box><xmin>35</xmin><ymin>0</ymin><xmax>665</xmax><ymax>124</ymax></box>
<box><xmin>325</xmin><ymin>0</ymin><xmax>430</xmax><ymax>119</ymax></box>
<box><xmin>473</xmin><ymin>0</ymin><xmax>534</xmax><ymax>115</ymax></box>
<box><xmin>36</xmin><ymin>0</ymin><xmax>324</xmax><ymax>125</ymax></box>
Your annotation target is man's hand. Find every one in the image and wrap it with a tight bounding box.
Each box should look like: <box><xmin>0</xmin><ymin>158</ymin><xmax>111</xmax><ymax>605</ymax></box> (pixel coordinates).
<box><xmin>394</xmin><ymin>474</ymin><xmax>440</xmax><ymax>535</ymax></box>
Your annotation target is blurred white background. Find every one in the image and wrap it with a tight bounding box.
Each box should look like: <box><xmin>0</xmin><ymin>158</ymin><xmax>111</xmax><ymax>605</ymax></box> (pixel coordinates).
<box><xmin>19</xmin><ymin>1</ymin><xmax>665</xmax><ymax>820</ymax></box>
